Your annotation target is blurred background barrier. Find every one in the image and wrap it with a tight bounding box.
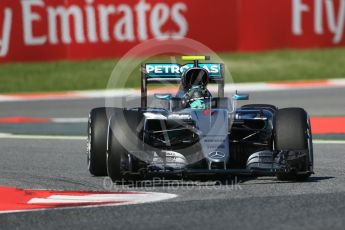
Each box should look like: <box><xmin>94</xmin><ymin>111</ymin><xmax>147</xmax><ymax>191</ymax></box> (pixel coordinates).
<box><xmin>1</xmin><ymin>0</ymin><xmax>345</xmax><ymax>63</ymax></box>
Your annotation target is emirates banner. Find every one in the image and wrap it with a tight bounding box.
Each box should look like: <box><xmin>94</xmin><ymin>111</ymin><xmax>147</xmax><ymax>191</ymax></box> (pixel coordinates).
<box><xmin>0</xmin><ymin>0</ymin><xmax>345</xmax><ymax>63</ymax></box>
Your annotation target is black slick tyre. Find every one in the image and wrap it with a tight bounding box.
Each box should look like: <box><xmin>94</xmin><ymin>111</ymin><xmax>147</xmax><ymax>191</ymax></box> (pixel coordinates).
<box><xmin>87</xmin><ymin>107</ymin><xmax>119</xmax><ymax>176</ymax></box>
<box><xmin>274</xmin><ymin>108</ymin><xmax>313</xmax><ymax>181</ymax></box>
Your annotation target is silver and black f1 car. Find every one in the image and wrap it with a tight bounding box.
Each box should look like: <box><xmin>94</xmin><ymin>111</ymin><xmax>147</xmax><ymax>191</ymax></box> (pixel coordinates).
<box><xmin>87</xmin><ymin>56</ymin><xmax>314</xmax><ymax>182</ymax></box>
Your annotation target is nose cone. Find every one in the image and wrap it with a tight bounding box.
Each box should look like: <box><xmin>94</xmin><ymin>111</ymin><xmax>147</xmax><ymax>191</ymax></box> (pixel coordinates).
<box><xmin>190</xmin><ymin>109</ymin><xmax>230</xmax><ymax>163</ymax></box>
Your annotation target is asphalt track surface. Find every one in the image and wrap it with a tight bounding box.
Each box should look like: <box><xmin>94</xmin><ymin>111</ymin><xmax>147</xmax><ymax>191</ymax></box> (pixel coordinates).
<box><xmin>0</xmin><ymin>87</ymin><xmax>345</xmax><ymax>229</ymax></box>
<box><xmin>0</xmin><ymin>87</ymin><xmax>345</xmax><ymax>118</ymax></box>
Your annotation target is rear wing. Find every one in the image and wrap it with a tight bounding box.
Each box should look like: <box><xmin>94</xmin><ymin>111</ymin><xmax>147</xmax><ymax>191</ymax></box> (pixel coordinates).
<box><xmin>141</xmin><ymin>57</ymin><xmax>225</xmax><ymax>108</ymax></box>
<box><xmin>144</xmin><ymin>63</ymin><xmax>224</xmax><ymax>83</ymax></box>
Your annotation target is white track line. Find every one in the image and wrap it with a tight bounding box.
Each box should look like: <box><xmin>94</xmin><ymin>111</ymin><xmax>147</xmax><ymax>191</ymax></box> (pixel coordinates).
<box><xmin>0</xmin><ymin>133</ymin><xmax>344</xmax><ymax>144</ymax></box>
<box><xmin>50</xmin><ymin>118</ymin><xmax>88</xmax><ymax>123</ymax></box>
<box><xmin>0</xmin><ymin>133</ymin><xmax>85</xmax><ymax>140</ymax></box>
<box><xmin>28</xmin><ymin>193</ymin><xmax>177</xmax><ymax>204</ymax></box>
<box><xmin>313</xmin><ymin>140</ymin><xmax>345</xmax><ymax>144</ymax></box>
<box><xmin>0</xmin><ymin>192</ymin><xmax>177</xmax><ymax>214</ymax></box>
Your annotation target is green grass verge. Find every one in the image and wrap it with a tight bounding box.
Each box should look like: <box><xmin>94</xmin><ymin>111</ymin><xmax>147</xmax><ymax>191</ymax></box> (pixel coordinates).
<box><xmin>0</xmin><ymin>48</ymin><xmax>345</xmax><ymax>93</ymax></box>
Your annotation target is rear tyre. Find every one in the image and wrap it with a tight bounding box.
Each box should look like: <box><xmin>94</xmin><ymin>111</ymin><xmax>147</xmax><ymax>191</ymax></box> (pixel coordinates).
<box><xmin>274</xmin><ymin>108</ymin><xmax>313</xmax><ymax>181</ymax></box>
<box><xmin>87</xmin><ymin>107</ymin><xmax>119</xmax><ymax>176</ymax></box>
<box><xmin>107</xmin><ymin>110</ymin><xmax>143</xmax><ymax>182</ymax></box>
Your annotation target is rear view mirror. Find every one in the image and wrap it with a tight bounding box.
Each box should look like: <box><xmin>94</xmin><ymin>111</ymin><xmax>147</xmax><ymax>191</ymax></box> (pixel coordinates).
<box><xmin>232</xmin><ymin>93</ymin><xmax>249</xmax><ymax>100</ymax></box>
<box><xmin>154</xmin><ymin>93</ymin><xmax>172</xmax><ymax>101</ymax></box>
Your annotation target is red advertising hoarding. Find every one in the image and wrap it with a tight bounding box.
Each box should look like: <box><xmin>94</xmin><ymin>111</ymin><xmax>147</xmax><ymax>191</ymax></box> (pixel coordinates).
<box><xmin>0</xmin><ymin>0</ymin><xmax>344</xmax><ymax>63</ymax></box>
<box><xmin>238</xmin><ymin>0</ymin><xmax>345</xmax><ymax>51</ymax></box>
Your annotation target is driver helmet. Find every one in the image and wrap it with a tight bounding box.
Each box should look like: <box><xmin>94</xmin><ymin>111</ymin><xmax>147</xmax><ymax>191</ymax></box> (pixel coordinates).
<box><xmin>182</xmin><ymin>68</ymin><xmax>209</xmax><ymax>89</ymax></box>
<box><xmin>186</xmin><ymin>85</ymin><xmax>211</xmax><ymax>109</ymax></box>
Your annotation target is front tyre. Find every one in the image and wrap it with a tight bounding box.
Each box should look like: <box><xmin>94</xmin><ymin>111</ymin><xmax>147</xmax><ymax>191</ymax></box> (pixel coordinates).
<box><xmin>107</xmin><ymin>110</ymin><xmax>143</xmax><ymax>182</ymax></box>
<box><xmin>274</xmin><ymin>108</ymin><xmax>314</xmax><ymax>181</ymax></box>
<box><xmin>87</xmin><ymin>107</ymin><xmax>119</xmax><ymax>176</ymax></box>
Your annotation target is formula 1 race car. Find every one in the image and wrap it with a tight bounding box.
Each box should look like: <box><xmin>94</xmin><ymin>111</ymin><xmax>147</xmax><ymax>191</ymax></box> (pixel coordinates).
<box><xmin>87</xmin><ymin>56</ymin><xmax>314</xmax><ymax>182</ymax></box>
